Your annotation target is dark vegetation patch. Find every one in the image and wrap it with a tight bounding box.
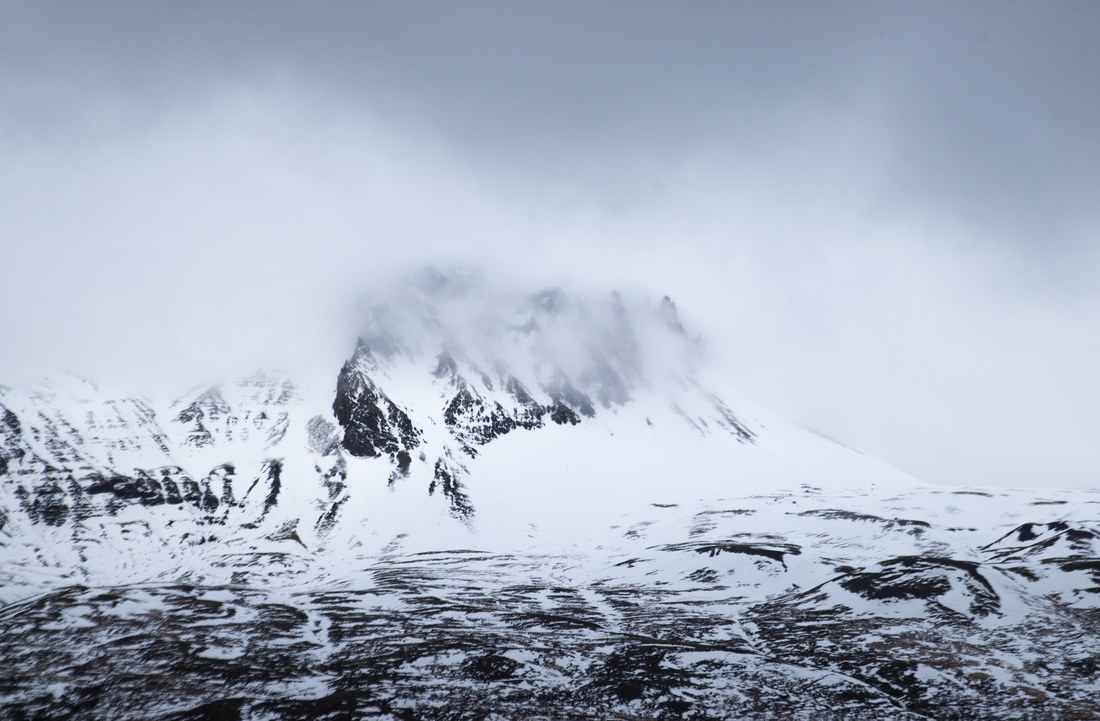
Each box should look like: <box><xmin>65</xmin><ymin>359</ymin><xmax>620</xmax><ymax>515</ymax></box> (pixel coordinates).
<box><xmin>1</xmin><ymin>546</ymin><xmax>1099</xmax><ymax>721</ymax></box>
<box><xmin>660</xmin><ymin>540</ymin><xmax>801</xmax><ymax>566</ymax></box>
<box><xmin>799</xmin><ymin>508</ymin><xmax>930</xmax><ymax>528</ymax></box>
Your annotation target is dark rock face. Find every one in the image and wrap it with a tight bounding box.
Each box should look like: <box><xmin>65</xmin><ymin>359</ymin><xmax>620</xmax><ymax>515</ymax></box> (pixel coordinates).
<box><xmin>172</xmin><ymin>376</ymin><xmax>297</xmax><ymax>451</ymax></box>
<box><xmin>429</xmin><ymin>453</ymin><xmax>473</xmax><ymax>519</ymax></box>
<box><xmin>173</xmin><ymin>389</ymin><xmax>230</xmax><ymax>448</ymax></box>
<box><xmin>22</xmin><ymin>478</ymin><xmax>69</xmax><ymax>526</ymax></box>
<box><xmin>837</xmin><ymin>556</ymin><xmax>1001</xmax><ymax>615</ymax></box>
<box><xmin>444</xmin><ymin>385</ymin><xmax>518</xmax><ymax>452</ymax></box>
<box><xmin>323</xmin><ymin>285</ymin><xmax>758</xmax><ymax>519</ymax></box>
<box><xmin>440</xmin><ymin>372</ymin><xmax>556</xmax><ymax>453</ymax></box>
<box><xmin>548</xmin><ymin>400</ymin><xmax>582</xmax><ymax>425</ymax></box>
<box><xmin>87</xmin><ymin>471</ymin><xmax>169</xmax><ymax>507</ymax></box>
<box><xmin>502</xmin><ymin>375</ymin><xmax>544</xmax><ymax>429</ymax></box>
<box><xmin>327</xmin><ymin>329</ymin><xmax>655</xmax><ymax>519</ymax></box>
<box><xmin>305</xmin><ymin>416</ymin><xmax>340</xmax><ymax>456</ymax></box>
<box><xmin>673</xmin><ymin>540</ymin><xmax>801</xmax><ymax>566</ymax></box>
<box><xmin>545</xmin><ymin>371</ymin><xmax>596</xmax><ymax>419</ymax></box>
<box><xmin>333</xmin><ymin>358</ymin><xmax>420</xmax><ymax>459</ymax></box>
<box><xmin>432</xmin><ymin>349</ymin><xmax>458</xmax><ymax>378</ymax></box>
<box><xmin>799</xmin><ymin>508</ymin><xmax>930</xmax><ymax>532</ymax></box>
<box><xmin>1</xmin><ymin>407</ymin><xmax>21</xmax><ymax>440</ymax></box>
<box><xmin>258</xmin><ymin>460</ymin><xmax>281</xmax><ymax>519</ymax></box>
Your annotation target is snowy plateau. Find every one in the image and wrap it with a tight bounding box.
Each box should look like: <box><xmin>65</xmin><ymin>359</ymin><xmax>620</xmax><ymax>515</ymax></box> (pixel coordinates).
<box><xmin>1</xmin><ymin>271</ymin><xmax>1098</xmax><ymax>720</ymax></box>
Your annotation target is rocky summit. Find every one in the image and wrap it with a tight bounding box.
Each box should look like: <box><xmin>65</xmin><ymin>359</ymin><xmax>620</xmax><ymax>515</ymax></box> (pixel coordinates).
<box><xmin>1</xmin><ymin>273</ymin><xmax>1098</xmax><ymax>720</ymax></box>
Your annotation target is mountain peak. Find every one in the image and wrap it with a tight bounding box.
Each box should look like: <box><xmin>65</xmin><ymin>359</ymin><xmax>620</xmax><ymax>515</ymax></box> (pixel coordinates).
<box><xmin>1</xmin><ymin>273</ymin><xmax>917</xmax><ymax>581</ymax></box>
<box><xmin>348</xmin><ymin>269</ymin><xmax>700</xmax><ymax>389</ymax></box>
<box><xmin>320</xmin><ymin>271</ymin><xmax>752</xmax><ymax>517</ymax></box>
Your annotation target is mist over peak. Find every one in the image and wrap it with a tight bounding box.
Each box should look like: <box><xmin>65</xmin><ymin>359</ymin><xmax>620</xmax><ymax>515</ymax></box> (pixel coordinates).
<box><xmin>345</xmin><ymin>266</ymin><xmax>704</xmax><ymax>397</ymax></box>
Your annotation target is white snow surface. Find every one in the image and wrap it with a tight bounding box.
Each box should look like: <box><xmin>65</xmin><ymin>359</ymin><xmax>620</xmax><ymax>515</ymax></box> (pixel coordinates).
<box><xmin>1</xmin><ymin>274</ymin><xmax>1097</xmax><ymax>622</ymax></box>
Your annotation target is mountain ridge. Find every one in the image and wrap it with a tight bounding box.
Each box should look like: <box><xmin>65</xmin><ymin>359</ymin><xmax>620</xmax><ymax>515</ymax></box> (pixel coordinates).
<box><xmin>0</xmin><ymin>277</ymin><xmax>912</xmax><ymax>598</ymax></box>
<box><xmin>3</xmin><ymin>274</ymin><xmax>1097</xmax><ymax>719</ymax></box>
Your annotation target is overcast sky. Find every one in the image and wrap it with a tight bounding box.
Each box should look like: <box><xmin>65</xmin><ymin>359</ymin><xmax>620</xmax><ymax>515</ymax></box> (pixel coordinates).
<box><xmin>1</xmin><ymin>1</ymin><xmax>1098</xmax><ymax>489</ymax></box>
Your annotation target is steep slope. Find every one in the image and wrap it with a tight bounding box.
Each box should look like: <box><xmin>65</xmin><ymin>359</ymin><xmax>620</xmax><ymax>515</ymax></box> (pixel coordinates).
<box><xmin>0</xmin><ymin>374</ymin><xmax>315</xmax><ymax>597</ymax></box>
<box><xmin>322</xmin><ymin>272</ymin><xmax>908</xmax><ymax>528</ymax></box>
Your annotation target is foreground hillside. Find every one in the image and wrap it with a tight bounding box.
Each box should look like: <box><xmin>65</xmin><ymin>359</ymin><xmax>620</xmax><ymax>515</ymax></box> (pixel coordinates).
<box><xmin>3</xmin><ymin>485</ymin><xmax>1099</xmax><ymax>720</ymax></box>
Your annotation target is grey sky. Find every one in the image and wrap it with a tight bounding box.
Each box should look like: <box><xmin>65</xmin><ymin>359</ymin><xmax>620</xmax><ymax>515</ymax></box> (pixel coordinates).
<box><xmin>1</xmin><ymin>1</ymin><xmax>1098</xmax><ymax>488</ymax></box>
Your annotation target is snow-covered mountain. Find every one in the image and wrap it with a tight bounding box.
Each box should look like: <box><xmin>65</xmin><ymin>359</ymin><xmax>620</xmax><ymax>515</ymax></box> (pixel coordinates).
<box><xmin>0</xmin><ymin>271</ymin><xmax>910</xmax><ymax>587</ymax></box>
<box><xmin>2</xmin><ymin>271</ymin><xmax>1098</xmax><ymax>720</ymax></box>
